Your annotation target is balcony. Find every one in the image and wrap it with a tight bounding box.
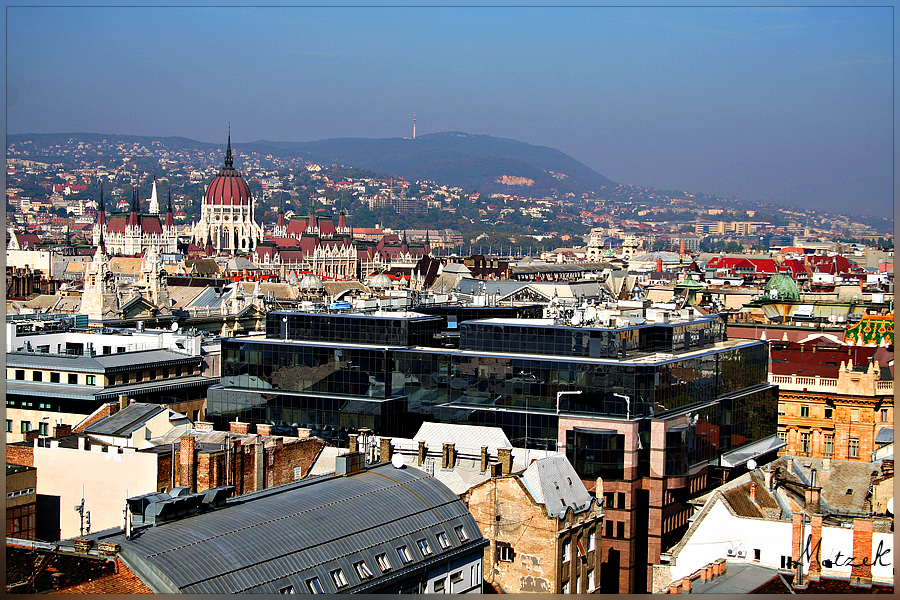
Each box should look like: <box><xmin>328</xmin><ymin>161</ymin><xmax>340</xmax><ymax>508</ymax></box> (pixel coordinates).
<box><xmin>770</xmin><ymin>373</ymin><xmax>893</xmax><ymax>396</ymax></box>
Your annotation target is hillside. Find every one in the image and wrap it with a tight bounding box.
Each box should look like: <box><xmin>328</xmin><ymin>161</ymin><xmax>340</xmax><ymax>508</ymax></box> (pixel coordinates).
<box><xmin>247</xmin><ymin>132</ymin><xmax>616</xmax><ymax>196</ymax></box>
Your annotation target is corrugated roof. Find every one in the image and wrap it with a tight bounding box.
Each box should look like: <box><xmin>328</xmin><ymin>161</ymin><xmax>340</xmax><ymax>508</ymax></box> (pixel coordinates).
<box><xmin>875</xmin><ymin>427</ymin><xmax>893</xmax><ymax>444</ymax></box>
<box><xmin>94</xmin><ymin>463</ymin><xmax>486</xmax><ymax>594</ymax></box>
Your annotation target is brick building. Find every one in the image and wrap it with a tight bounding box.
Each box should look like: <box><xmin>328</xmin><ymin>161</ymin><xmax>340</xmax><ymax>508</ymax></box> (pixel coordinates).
<box><xmin>770</xmin><ymin>340</ymin><xmax>893</xmax><ymax>461</ymax></box>
<box><xmin>6</xmin><ymin>463</ymin><xmax>37</xmax><ymax>540</ymax></box>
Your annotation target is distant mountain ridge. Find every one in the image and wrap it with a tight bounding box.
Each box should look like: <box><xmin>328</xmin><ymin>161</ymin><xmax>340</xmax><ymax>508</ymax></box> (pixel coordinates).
<box><xmin>250</xmin><ymin>132</ymin><xmax>616</xmax><ymax>196</ymax></box>
<box><xmin>8</xmin><ymin>131</ymin><xmax>615</xmax><ymax>197</ymax></box>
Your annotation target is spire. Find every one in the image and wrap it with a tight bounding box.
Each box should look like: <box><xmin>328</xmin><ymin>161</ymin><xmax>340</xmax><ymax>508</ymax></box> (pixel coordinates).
<box><xmin>97</xmin><ymin>184</ymin><xmax>106</xmax><ymax>225</ymax></box>
<box><xmin>128</xmin><ymin>187</ymin><xmax>141</xmax><ymax>228</ymax></box>
<box><xmin>149</xmin><ymin>176</ymin><xmax>160</xmax><ymax>214</ymax></box>
<box><xmin>165</xmin><ymin>189</ymin><xmax>175</xmax><ymax>228</ymax></box>
<box><xmin>224</xmin><ymin>124</ymin><xmax>234</xmax><ymax>169</ymax></box>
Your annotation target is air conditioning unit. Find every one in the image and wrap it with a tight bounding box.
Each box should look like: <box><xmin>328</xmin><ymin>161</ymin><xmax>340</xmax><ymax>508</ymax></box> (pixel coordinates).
<box><xmin>737</xmin><ymin>551</ymin><xmax>746</xmax><ymax>558</ymax></box>
<box><xmin>726</xmin><ymin>549</ymin><xmax>736</xmax><ymax>557</ymax></box>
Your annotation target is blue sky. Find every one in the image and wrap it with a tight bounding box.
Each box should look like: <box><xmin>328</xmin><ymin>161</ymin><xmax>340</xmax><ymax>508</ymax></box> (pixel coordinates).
<box><xmin>6</xmin><ymin>5</ymin><xmax>894</xmax><ymax>218</ymax></box>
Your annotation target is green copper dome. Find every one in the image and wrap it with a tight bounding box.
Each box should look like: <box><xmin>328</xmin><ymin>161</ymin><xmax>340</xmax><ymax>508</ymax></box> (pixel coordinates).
<box><xmin>764</xmin><ymin>273</ymin><xmax>800</xmax><ymax>301</ymax></box>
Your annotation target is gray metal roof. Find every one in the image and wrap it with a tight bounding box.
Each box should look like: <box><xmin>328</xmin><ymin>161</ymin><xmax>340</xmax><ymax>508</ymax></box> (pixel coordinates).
<box><xmin>7</xmin><ymin>376</ymin><xmax>216</xmax><ymax>402</ymax></box>
<box><xmin>94</xmin><ymin>463</ymin><xmax>486</xmax><ymax>594</ymax></box>
<box><xmin>6</xmin><ymin>349</ymin><xmax>199</xmax><ymax>373</ymax></box>
<box><xmin>83</xmin><ymin>403</ymin><xmax>165</xmax><ymax>436</ymax></box>
<box><xmin>520</xmin><ymin>454</ymin><xmax>594</xmax><ymax>518</ymax></box>
<box><xmin>875</xmin><ymin>427</ymin><xmax>893</xmax><ymax>444</ymax></box>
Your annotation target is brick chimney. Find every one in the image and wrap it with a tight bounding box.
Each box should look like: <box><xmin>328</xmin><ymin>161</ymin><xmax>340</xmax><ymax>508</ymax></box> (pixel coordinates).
<box><xmin>348</xmin><ymin>433</ymin><xmax>359</xmax><ymax>453</ymax></box>
<box><xmin>118</xmin><ymin>394</ymin><xmax>128</xmax><ymax>411</ymax></box>
<box><xmin>749</xmin><ymin>482</ymin><xmax>757</xmax><ymax>503</ymax></box>
<box><xmin>417</xmin><ymin>440</ymin><xmax>427</xmax><ymax>466</ymax></box>
<box><xmin>442</xmin><ymin>443</ymin><xmax>456</xmax><ymax>469</ymax></box>
<box><xmin>805</xmin><ymin>468</ymin><xmax>821</xmax><ymax>513</ymax></box>
<box><xmin>480</xmin><ymin>446</ymin><xmax>489</xmax><ymax>473</ymax></box>
<box><xmin>822</xmin><ymin>457</ymin><xmax>831</xmax><ymax>472</ymax></box>
<box><xmin>791</xmin><ymin>513</ymin><xmax>807</xmax><ymax>589</ymax></box>
<box><xmin>380</xmin><ymin>437</ymin><xmax>392</xmax><ymax>462</ymax></box>
<box><xmin>179</xmin><ymin>435</ymin><xmax>196</xmax><ymax>492</ymax></box>
<box><xmin>808</xmin><ymin>515</ymin><xmax>822</xmax><ymax>581</ymax></box>
<box><xmin>296</xmin><ymin>428</ymin><xmax>311</xmax><ymax>439</ymax></box>
<box><xmin>229</xmin><ymin>421</ymin><xmax>249</xmax><ymax>435</ymax></box>
<box><xmin>850</xmin><ymin>519</ymin><xmax>873</xmax><ymax>587</ymax></box>
<box><xmin>256</xmin><ymin>423</ymin><xmax>273</xmax><ymax>437</ymax></box>
<box><xmin>193</xmin><ymin>421</ymin><xmax>214</xmax><ymax>432</ymax></box>
<box><xmin>498</xmin><ymin>447</ymin><xmax>513</xmax><ymax>475</ymax></box>
<box><xmin>53</xmin><ymin>423</ymin><xmax>72</xmax><ymax>438</ymax></box>
<box><xmin>24</xmin><ymin>429</ymin><xmax>40</xmax><ymax>442</ymax></box>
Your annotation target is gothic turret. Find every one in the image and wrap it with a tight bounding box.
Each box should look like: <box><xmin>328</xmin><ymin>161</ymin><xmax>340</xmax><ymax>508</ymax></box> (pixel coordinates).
<box><xmin>149</xmin><ymin>176</ymin><xmax>160</xmax><ymax>215</ymax></box>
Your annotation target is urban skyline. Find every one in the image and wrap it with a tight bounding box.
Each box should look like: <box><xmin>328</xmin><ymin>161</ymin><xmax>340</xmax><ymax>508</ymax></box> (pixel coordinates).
<box><xmin>6</xmin><ymin>5</ymin><xmax>894</xmax><ymax>218</ymax></box>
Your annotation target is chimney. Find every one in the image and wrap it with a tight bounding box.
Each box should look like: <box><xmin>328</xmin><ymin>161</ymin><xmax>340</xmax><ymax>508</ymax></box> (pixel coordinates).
<box><xmin>791</xmin><ymin>513</ymin><xmax>806</xmax><ymax>588</ymax></box>
<box><xmin>808</xmin><ymin>515</ymin><xmax>823</xmax><ymax>581</ymax></box>
<box><xmin>822</xmin><ymin>457</ymin><xmax>831</xmax><ymax>472</ymax></box>
<box><xmin>348</xmin><ymin>433</ymin><xmax>359</xmax><ymax>453</ymax></box>
<box><xmin>78</xmin><ymin>436</ymin><xmax>86</xmax><ymax>450</ymax></box>
<box><xmin>24</xmin><ymin>429</ymin><xmax>40</xmax><ymax>442</ymax></box>
<box><xmin>806</xmin><ymin>469</ymin><xmax>821</xmax><ymax>513</ymax></box>
<box><xmin>787</xmin><ymin>457</ymin><xmax>794</xmax><ymax>473</ymax></box>
<box><xmin>193</xmin><ymin>421</ymin><xmax>214</xmax><ymax>432</ymax></box>
<box><xmin>53</xmin><ymin>423</ymin><xmax>72</xmax><ymax>438</ymax></box>
<box><xmin>229</xmin><ymin>421</ymin><xmax>249</xmax><ymax>435</ymax></box>
<box><xmin>118</xmin><ymin>394</ymin><xmax>128</xmax><ymax>411</ymax></box>
<box><xmin>681</xmin><ymin>577</ymin><xmax>692</xmax><ymax>594</ymax></box>
<box><xmin>764</xmin><ymin>468</ymin><xmax>773</xmax><ymax>491</ymax></box>
<box><xmin>850</xmin><ymin>519</ymin><xmax>873</xmax><ymax>587</ymax></box>
<box><xmin>417</xmin><ymin>440</ymin><xmax>427</xmax><ymax>466</ymax></box>
<box><xmin>256</xmin><ymin>423</ymin><xmax>272</xmax><ymax>437</ymax></box>
<box><xmin>179</xmin><ymin>435</ymin><xmax>196</xmax><ymax>492</ymax></box>
<box><xmin>380</xmin><ymin>437</ymin><xmax>392</xmax><ymax>462</ymax></box>
<box><xmin>296</xmin><ymin>428</ymin><xmax>311</xmax><ymax>439</ymax></box>
<box><xmin>749</xmin><ymin>482</ymin><xmax>757</xmax><ymax>503</ymax></box>
<box><xmin>498</xmin><ymin>447</ymin><xmax>513</xmax><ymax>475</ymax></box>
<box><xmin>442</xmin><ymin>443</ymin><xmax>451</xmax><ymax>469</ymax></box>
<box><xmin>480</xmin><ymin>446</ymin><xmax>489</xmax><ymax>473</ymax></box>
<box><xmin>669</xmin><ymin>582</ymin><xmax>681</xmax><ymax>594</ymax></box>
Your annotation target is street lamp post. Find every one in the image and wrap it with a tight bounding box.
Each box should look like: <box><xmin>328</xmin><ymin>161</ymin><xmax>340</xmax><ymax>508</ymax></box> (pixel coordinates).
<box><xmin>556</xmin><ymin>390</ymin><xmax>583</xmax><ymax>415</ymax></box>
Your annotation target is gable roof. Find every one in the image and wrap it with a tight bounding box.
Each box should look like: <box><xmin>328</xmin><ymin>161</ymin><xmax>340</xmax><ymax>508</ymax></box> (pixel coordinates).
<box><xmin>90</xmin><ymin>463</ymin><xmax>485</xmax><ymax>594</ymax></box>
<box><xmin>83</xmin><ymin>402</ymin><xmax>167</xmax><ymax>437</ymax></box>
<box><xmin>520</xmin><ymin>455</ymin><xmax>594</xmax><ymax>518</ymax></box>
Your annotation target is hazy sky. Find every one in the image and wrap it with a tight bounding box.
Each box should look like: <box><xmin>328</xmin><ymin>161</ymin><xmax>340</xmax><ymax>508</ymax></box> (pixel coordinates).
<box><xmin>6</xmin><ymin>5</ymin><xmax>894</xmax><ymax>218</ymax></box>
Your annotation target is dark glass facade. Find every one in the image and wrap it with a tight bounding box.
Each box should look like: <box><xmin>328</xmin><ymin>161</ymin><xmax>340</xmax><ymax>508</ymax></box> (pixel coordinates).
<box><xmin>209</xmin><ymin>313</ymin><xmax>774</xmax><ymax>478</ymax></box>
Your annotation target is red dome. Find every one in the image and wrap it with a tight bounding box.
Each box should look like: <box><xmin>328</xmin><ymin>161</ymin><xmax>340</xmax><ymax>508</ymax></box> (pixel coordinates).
<box><xmin>204</xmin><ymin>133</ymin><xmax>252</xmax><ymax>206</ymax></box>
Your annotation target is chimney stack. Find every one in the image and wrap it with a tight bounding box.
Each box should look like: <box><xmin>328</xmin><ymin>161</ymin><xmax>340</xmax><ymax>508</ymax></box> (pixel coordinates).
<box><xmin>749</xmin><ymin>482</ymin><xmax>757</xmax><ymax>503</ymax></box>
<box><xmin>380</xmin><ymin>437</ymin><xmax>393</xmax><ymax>462</ymax></box>
<box><xmin>179</xmin><ymin>435</ymin><xmax>196</xmax><ymax>492</ymax></box>
<box><xmin>53</xmin><ymin>423</ymin><xmax>72</xmax><ymax>438</ymax></box>
<box><xmin>442</xmin><ymin>443</ymin><xmax>456</xmax><ymax>469</ymax></box>
<box><xmin>119</xmin><ymin>394</ymin><xmax>128</xmax><ymax>411</ymax></box>
<box><xmin>808</xmin><ymin>515</ymin><xmax>823</xmax><ymax>581</ymax></box>
<box><xmin>498</xmin><ymin>447</ymin><xmax>513</xmax><ymax>475</ymax></box>
<box><xmin>417</xmin><ymin>440</ymin><xmax>427</xmax><ymax>466</ymax></box>
<box><xmin>256</xmin><ymin>423</ymin><xmax>272</xmax><ymax>437</ymax></box>
<box><xmin>348</xmin><ymin>433</ymin><xmax>359</xmax><ymax>453</ymax></box>
<box><xmin>480</xmin><ymin>446</ymin><xmax>489</xmax><ymax>473</ymax></box>
<box><xmin>229</xmin><ymin>421</ymin><xmax>249</xmax><ymax>435</ymax></box>
<box><xmin>850</xmin><ymin>519</ymin><xmax>874</xmax><ymax>587</ymax></box>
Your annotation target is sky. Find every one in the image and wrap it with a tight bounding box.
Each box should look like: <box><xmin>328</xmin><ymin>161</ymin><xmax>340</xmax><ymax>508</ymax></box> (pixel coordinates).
<box><xmin>5</xmin><ymin>4</ymin><xmax>895</xmax><ymax>218</ymax></box>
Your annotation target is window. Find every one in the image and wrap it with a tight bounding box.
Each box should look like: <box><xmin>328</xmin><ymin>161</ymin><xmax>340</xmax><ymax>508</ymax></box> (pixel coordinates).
<box><xmin>588</xmin><ymin>568</ymin><xmax>595</xmax><ymax>591</ymax></box>
<box><xmin>800</xmin><ymin>405</ymin><xmax>809</xmax><ymax>418</ymax></box>
<box><xmin>454</xmin><ymin>525</ymin><xmax>469</xmax><ymax>542</ymax></box>
<box><xmin>754</xmin><ymin>548</ymin><xmax>761</xmax><ymax>561</ymax></box>
<box><xmin>824</xmin><ymin>407</ymin><xmax>833</xmax><ymax>419</ymax></box>
<box><xmin>21</xmin><ymin>421</ymin><xmax>31</xmax><ymax>433</ymax></box>
<box><xmin>850</xmin><ymin>408</ymin><xmax>859</xmax><ymax>422</ymax></box>
<box><xmin>824</xmin><ymin>434</ymin><xmax>834</xmax><ymax>456</ymax></box>
<box><xmin>562</xmin><ymin>539</ymin><xmax>571</xmax><ymax>562</ymax></box>
<box><xmin>32</xmin><ymin>371</ymin><xmax>42</xmax><ymax>382</ymax></box>
<box><xmin>68</xmin><ymin>373</ymin><xmax>78</xmax><ymax>385</ymax></box>
<box><xmin>38</xmin><ymin>422</ymin><xmax>49</xmax><ymax>436</ymax></box>
<box><xmin>375</xmin><ymin>553</ymin><xmax>392</xmax><ymax>572</ymax></box>
<box><xmin>849</xmin><ymin>437</ymin><xmax>860</xmax><ymax>458</ymax></box>
<box><xmin>498</xmin><ymin>542</ymin><xmax>514</xmax><ymax>562</ymax></box>
<box><xmin>305</xmin><ymin>577</ymin><xmax>324</xmax><ymax>594</ymax></box>
<box><xmin>278</xmin><ymin>585</ymin><xmax>295</xmax><ymax>594</ymax></box>
<box><xmin>561</xmin><ymin>580</ymin><xmax>569</xmax><ymax>594</ymax></box>
<box><xmin>616</xmin><ymin>521</ymin><xmax>624</xmax><ymax>539</ymax></box>
<box><xmin>85</xmin><ymin>375</ymin><xmax>95</xmax><ymax>385</ymax></box>
<box><xmin>800</xmin><ymin>432</ymin><xmax>811</xmax><ymax>454</ymax></box>
<box><xmin>436</xmin><ymin>531</ymin><xmax>450</xmax><ymax>549</ymax></box>
<box><xmin>329</xmin><ymin>569</ymin><xmax>348</xmax><ymax>589</ymax></box>
<box><xmin>103</xmin><ymin>346</ymin><xmax>112</xmax><ymax>355</ymax></box>
<box><xmin>6</xmin><ymin>420</ymin><xmax>12</xmax><ymax>433</ymax></box>
<box><xmin>617</xmin><ymin>492</ymin><xmax>625</xmax><ymax>509</ymax></box>
<box><xmin>397</xmin><ymin>546</ymin><xmax>412</xmax><ymax>564</ymax></box>
<box><xmin>781</xmin><ymin>555</ymin><xmax>793</xmax><ymax>570</ymax></box>
<box><xmin>450</xmin><ymin>571</ymin><xmax>463</xmax><ymax>583</ymax></box>
<box><xmin>587</xmin><ymin>528</ymin><xmax>595</xmax><ymax>551</ymax></box>
<box><xmin>777</xmin><ymin>430</ymin><xmax>787</xmax><ymax>441</ymax></box>
<box><xmin>433</xmin><ymin>579</ymin><xmax>445</xmax><ymax>593</ymax></box>
<box><xmin>15</xmin><ymin>370</ymin><xmax>25</xmax><ymax>380</ymax></box>
<box><xmin>778</xmin><ymin>403</ymin><xmax>785</xmax><ymax>416</ymax></box>
<box><xmin>605</xmin><ymin>520</ymin><xmax>614</xmax><ymax>538</ymax></box>
<box><xmin>881</xmin><ymin>409</ymin><xmax>888</xmax><ymax>422</ymax></box>
<box><xmin>353</xmin><ymin>561</ymin><xmax>373</xmax><ymax>579</ymax></box>
<box><xmin>50</xmin><ymin>372</ymin><xmax>60</xmax><ymax>383</ymax></box>
<box><xmin>416</xmin><ymin>538</ymin><xmax>432</xmax><ymax>556</ymax></box>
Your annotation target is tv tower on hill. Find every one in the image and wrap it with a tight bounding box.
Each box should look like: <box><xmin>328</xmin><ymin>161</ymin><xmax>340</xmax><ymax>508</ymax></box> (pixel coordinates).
<box><xmin>413</xmin><ymin>112</ymin><xmax>416</xmax><ymax>140</ymax></box>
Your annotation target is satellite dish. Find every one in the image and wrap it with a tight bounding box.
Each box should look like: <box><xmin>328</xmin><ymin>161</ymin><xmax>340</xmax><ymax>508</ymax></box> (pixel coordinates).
<box><xmin>887</xmin><ymin>497</ymin><xmax>893</xmax><ymax>515</ymax></box>
<box><xmin>391</xmin><ymin>454</ymin><xmax>404</xmax><ymax>469</ymax></box>
<box><xmin>170</xmin><ymin>321</ymin><xmax>179</xmax><ymax>332</ymax></box>
<box><xmin>747</xmin><ymin>459</ymin><xmax>757</xmax><ymax>471</ymax></box>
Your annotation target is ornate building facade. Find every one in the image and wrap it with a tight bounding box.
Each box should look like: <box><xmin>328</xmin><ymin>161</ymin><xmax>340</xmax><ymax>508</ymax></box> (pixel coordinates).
<box><xmin>94</xmin><ymin>187</ymin><xmax>178</xmax><ymax>256</ymax></box>
<box><xmin>192</xmin><ymin>132</ymin><xmax>262</xmax><ymax>255</ymax></box>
